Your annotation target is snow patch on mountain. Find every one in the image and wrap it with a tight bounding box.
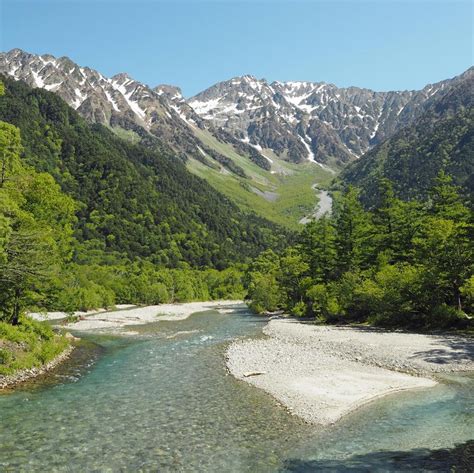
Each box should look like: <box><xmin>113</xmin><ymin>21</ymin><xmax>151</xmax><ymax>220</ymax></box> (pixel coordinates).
<box><xmin>110</xmin><ymin>78</ymin><xmax>146</xmax><ymax>120</ymax></box>
<box><xmin>31</xmin><ymin>69</ymin><xmax>45</xmax><ymax>88</ymax></box>
<box><xmin>44</xmin><ymin>81</ymin><xmax>62</xmax><ymax>91</ymax></box>
<box><xmin>298</xmin><ymin>135</ymin><xmax>316</xmax><ymax>162</ymax></box>
<box><xmin>188</xmin><ymin>97</ymin><xmax>222</xmax><ymax>116</ymax></box>
<box><xmin>104</xmin><ymin>89</ymin><xmax>120</xmax><ymax>112</ymax></box>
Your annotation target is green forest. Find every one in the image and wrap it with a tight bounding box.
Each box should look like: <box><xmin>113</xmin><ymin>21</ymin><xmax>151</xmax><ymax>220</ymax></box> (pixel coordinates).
<box><xmin>246</xmin><ymin>176</ymin><xmax>473</xmax><ymax>329</ymax></box>
<box><xmin>0</xmin><ymin>78</ymin><xmax>282</xmax><ymax>373</ymax></box>
<box><xmin>0</xmin><ymin>75</ymin><xmax>288</xmax><ymax>269</ymax></box>
<box><xmin>0</xmin><ymin>71</ymin><xmax>473</xmax><ymax>378</ymax></box>
<box><xmin>0</xmin><ymin>76</ymin><xmax>291</xmax><ymax>322</ymax></box>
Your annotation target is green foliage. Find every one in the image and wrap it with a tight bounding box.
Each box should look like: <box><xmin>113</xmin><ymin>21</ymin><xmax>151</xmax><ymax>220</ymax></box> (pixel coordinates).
<box><xmin>306</xmin><ymin>283</ymin><xmax>344</xmax><ymax>322</ymax></box>
<box><xmin>300</xmin><ymin>216</ymin><xmax>337</xmax><ymax>282</ymax></box>
<box><xmin>0</xmin><ymin>120</ymin><xmax>76</xmax><ymax>324</ymax></box>
<box><xmin>39</xmin><ymin>262</ymin><xmax>246</xmax><ymax>313</ymax></box>
<box><xmin>0</xmin><ymin>316</ymin><xmax>69</xmax><ymax>375</ymax></box>
<box><xmin>245</xmin><ymin>172</ymin><xmax>473</xmax><ymax>329</ymax></box>
<box><xmin>338</xmin><ymin>82</ymin><xmax>474</xmax><ymax>207</ymax></box>
<box><xmin>333</xmin><ymin>186</ymin><xmax>375</xmax><ymax>273</ymax></box>
<box><xmin>0</xmin><ymin>121</ymin><xmax>23</xmax><ymax>187</ymax></box>
<box><xmin>358</xmin><ymin>263</ymin><xmax>424</xmax><ymax>326</ymax></box>
<box><xmin>247</xmin><ymin>273</ymin><xmax>281</xmax><ymax>314</ymax></box>
<box><xmin>245</xmin><ymin>250</ymin><xmax>282</xmax><ymax>313</ymax></box>
<box><xmin>0</xmin><ymin>75</ymin><xmax>289</xmax><ymax>269</ymax></box>
<box><xmin>460</xmin><ymin>276</ymin><xmax>474</xmax><ymax>314</ymax></box>
<box><xmin>279</xmin><ymin>248</ymin><xmax>310</xmax><ymax>304</ymax></box>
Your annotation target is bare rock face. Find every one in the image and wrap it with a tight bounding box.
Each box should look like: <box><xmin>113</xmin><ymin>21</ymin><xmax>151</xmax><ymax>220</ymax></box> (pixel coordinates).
<box><xmin>1</xmin><ymin>48</ymin><xmax>471</xmax><ymax>173</ymax></box>
<box><xmin>189</xmin><ymin>71</ymin><xmax>471</xmax><ymax>166</ymax></box>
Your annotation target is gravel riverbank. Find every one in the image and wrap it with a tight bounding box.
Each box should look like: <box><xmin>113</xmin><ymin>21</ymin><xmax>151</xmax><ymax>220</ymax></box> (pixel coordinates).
<box><xmin>2</xmin><ymin>301</ymin><xmax>246</xmax><ymax>389</ymax></box>
<box><xmin>226</xmin><ymin>318</ymin><xmax>473</xmax><ymax>425</ymax></box>
<box><xmin>61</xmin><ymin>300</ymin><xmax>246</xmax><ymax>333</ymax></box>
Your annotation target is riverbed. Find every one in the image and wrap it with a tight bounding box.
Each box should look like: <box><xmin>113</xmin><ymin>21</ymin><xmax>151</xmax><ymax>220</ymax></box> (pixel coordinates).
<box><xmin>1</xmin><ymin>308</ymin><xmax>473</xmax><ymax>471</ymax></box>
<box><xmin>299</xmin><ymin>186</ymin><xmax>332</xmax><ymax>224</ymax></box>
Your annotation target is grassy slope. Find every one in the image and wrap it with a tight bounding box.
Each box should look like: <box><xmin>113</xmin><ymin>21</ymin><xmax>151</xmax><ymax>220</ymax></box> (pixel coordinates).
<box><xmin>189</xmin><ymin>127</ymin><xmax>335</xmax><ymax>229</ymax></box>
<box><xmin>0</xmin><ymin>318</ymin><xmax>69</xmax><ymax>376</ymax></box>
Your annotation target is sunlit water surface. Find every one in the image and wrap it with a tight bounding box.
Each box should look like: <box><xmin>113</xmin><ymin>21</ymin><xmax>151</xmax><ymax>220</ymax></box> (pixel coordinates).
<box><xmin>1</xmin><ymin>309</ymin><xmax>472</xmax><ymax>472</ymax></box>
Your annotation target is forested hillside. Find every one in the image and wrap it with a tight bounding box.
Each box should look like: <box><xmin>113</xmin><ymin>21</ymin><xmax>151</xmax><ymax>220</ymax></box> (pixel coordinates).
<box><xmin>0</xmin><ymin>76</ymin><xmax>292</xmax><ymax>336</ymax></box>
<box><xmin>241</xmin><ymin>74</ymin><xmax>474</xmax><ymax>329</ymax></box>
<box><xmin>337</xmin><ymin>77</ymin><xmax>474</xmax><ymax>207</ymax></box>
<box><xmin>246</xmin><ymin>177</ymin><xmax>473</xmax><ymax>329</ymax></box>
<box><xmin>0</xmin><ymin>75</ymin><xmax>288</xmax><ymax>269</ymax></box>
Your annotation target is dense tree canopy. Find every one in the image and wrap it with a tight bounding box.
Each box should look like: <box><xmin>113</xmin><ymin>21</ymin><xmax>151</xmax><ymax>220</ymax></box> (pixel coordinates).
<box><xmin>0</xmin><ymin>77</ymin><xmax>282</xmax><ymax>322</ymax></box>
<box><xmin>0</xmin><ymin>75</ymin><xmax>289</xmax><ymax>269</ymax></box>
<box><xmin>0</xmin><ymin>117</ymin><xmax>76</xmax><ymax>323</ymax></box>
<box><xmin>246</xmin><ymin>175</ymin><xmax>473</xmax><ymax>329</ymax></box>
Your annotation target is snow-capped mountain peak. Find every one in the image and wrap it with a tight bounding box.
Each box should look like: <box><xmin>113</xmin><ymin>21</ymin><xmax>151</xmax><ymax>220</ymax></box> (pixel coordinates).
<box><xmin>187</xmin><ymin>70</ymin><xmax>468</xmax><ymax>166</ymax></box>
<box><xmin>1</xmin><ymin>48</ymin><xmax>470</xmax><ymax>171</ymax></box>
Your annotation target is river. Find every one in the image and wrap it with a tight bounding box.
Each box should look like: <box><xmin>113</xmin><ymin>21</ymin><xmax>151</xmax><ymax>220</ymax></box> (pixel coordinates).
<box><xmin>1</xmin><ymin>308</ymin><xmax>472</xmax><ymax>471</ymax></box>
<box><xmin>299</xmin><ymin>187</ymin><xmax>332</xmax><ymax>224</ymax></box>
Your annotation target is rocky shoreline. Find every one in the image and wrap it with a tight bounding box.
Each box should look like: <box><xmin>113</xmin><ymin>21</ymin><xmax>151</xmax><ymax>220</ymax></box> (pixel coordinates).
<box><xmin>60</xmin><ymin>300</ymin><xmax>246</xmax><ymax>333</ymax></box>
<box><xmin>226</xmin><ymin>318</ymin><xmax>474</xmax><ymax>425</ymax></box>
<box><xmin>0</xmin><ymin>344</ymin><xmax>75</xmax><ymax>390</ymax></box>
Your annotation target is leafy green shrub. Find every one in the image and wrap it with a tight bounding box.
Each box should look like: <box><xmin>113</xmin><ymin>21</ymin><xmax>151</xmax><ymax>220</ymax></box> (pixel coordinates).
<box><xmin>0</xmin><ymin>317</ymin><xmax>69</xmax><ymax>375</ymax></box>
<box><xmin>289</xmin><ymin>301</ymin><xmax>307</xmax><ymax>317</ymax></box>
<box><xmin>248</xmin><ymin>274</ymin><xmax>281</xmax><ymax>314</ymax></box>
<box><xmin>460</xmin><ymin>276</ymin><xmax>474</xmax><ymax>315</ymax></box>
<box><xmin>351</xmin><ymin>264</ymin><xmax>423</xmax><ymax>326</ymax></box>
<box><xmin>425</xmin><ymin>304</ymin><xmax>468</xmax><ymax>330</ymax></box>
<box><xmin>0</xmin><ymin>348</ymin><xmax>12</xmax><ymax>365</ymax></box>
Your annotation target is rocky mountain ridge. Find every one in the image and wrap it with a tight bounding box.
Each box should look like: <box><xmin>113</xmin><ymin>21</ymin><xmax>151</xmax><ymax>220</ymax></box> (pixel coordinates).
<box><xmin>190</xmin><ymin>71</ymin><xmax>472</xmax><ymax>166</ymax></box>
<box><xmin>338</xmin><ymin>75</ymin><xmax>474</xmax><ymax>206</ymax></box>
<box><xmin>1</xmin><ymin>48</ymin><xmax>471</xmax><ymax>172</ymax></box>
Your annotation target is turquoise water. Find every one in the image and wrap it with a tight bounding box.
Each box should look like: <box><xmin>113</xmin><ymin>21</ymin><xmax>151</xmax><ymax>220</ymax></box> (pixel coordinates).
<box><xmin>1</xmin><ymin>309</ymin><xmax>473</xmax><ymax>472</ymax></box>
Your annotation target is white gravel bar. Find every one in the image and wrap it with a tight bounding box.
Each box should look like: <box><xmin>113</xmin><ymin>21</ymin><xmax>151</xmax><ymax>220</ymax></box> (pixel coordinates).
<box><xmin>226</xmin><ymin>318</ymin><xmax>473</xmax><ymax>426</ymax></box>
<box><xmin>61</xmin><ymin>300</ymin><xmax>246</xmax><ymax>332</ymax></box>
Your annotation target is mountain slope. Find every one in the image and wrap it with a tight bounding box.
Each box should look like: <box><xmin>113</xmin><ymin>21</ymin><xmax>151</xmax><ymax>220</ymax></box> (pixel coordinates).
<box><xmin>189</xmin><ymin>70</ymin><xmax>472</xmax><ymax>167</ymax></box>
<box><xmin>337</xmin><ymin>77</ymin><xmax>474</xmax><ymax>206</ymax></box>
<box><xmin>0</xmin><ymin>74</ymin><xmax>289</xmax><ymax>267</ymax></box>
<box><xmin>0</xmin><ymin>49</ymin><xmax>337</xmax><ymax>226</ymax></box>
<box><xmin>2</xmin><ymin>49</ymin><xmax>471</xmax><ymax>225</ymax></box>
<box><xmin>0</xmin><ymin>49</ymin><xmax>275</xmax><ymax>175</ymax></box>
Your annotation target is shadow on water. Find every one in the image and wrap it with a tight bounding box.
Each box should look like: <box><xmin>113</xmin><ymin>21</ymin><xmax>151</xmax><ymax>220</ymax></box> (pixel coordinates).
<box><xmin>0</xmin><ymin>334</ymin><xmax>138</xmax><ymax>395</ymax></box>
<box><xmin>282</xmin><ymin>440</ymin><xmax>474</xmax><ymax>473</ymax></box>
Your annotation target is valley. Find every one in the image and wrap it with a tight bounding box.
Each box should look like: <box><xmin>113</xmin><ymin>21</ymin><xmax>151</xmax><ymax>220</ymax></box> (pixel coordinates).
<box><xmin>0</xmin><ymin>5</ymin><xmax>472</xmax><ymax>469</ymax></box>
<box><xmin>2</xmin><ymin>49</ymin><xmax>471</xmax><ymax>227</ymax></box>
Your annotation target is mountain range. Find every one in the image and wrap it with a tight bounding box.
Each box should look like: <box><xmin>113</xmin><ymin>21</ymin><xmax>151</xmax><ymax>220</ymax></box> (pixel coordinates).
<box><xmin>1</xmin><ymin>48</ymin><xmax>472</xmax><ymax>223</ymax></box>
<box><xmin>339</xmin><ymin>74</ymin><xmax>474</xmax><ymax>206</ymax></box>
<box><xmin>2</xmin><ymin>49</ymin><xmax>471</xmax><ymax>168</ymax></box>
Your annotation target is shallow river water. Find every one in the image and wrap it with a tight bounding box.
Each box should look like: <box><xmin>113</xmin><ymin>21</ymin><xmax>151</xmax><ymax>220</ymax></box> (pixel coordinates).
<box><xmin>1</xmin><ymin>308</ymin><xmax>473</xmax><ymax>472</ymax></box>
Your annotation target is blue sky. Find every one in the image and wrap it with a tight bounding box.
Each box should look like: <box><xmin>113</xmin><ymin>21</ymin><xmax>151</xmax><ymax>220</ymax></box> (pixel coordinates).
<box><xmin>1</xmin><ymin>0</ymin><xmax>472</xmax><ymax>97</ymax></box>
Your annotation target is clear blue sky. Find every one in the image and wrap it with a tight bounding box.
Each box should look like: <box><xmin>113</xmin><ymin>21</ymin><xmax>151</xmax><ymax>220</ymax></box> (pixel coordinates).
<box><xmin>1</xmin><ymin>0</ymin><xmax>472</xmax><ymax>97</ymax></box>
